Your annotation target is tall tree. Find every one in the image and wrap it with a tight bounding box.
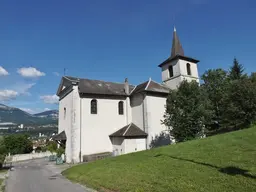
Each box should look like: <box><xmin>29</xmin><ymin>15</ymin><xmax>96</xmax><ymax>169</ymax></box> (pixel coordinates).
<box><xmin>224</xmin><ymin>77</ymin><xmax>256</xmax><ymax>129</ymax></box>
<box><xmin>163</xmin><ymin>81</ymin><xmax>213</xmax><ymax>142</ymax></box>
<box><xmin>201</xmin><ymin>69</ymin><xmax>230</xmax><ymax>131</ymax></box>
<box><xmin>229</xmin><ymin>58</ymin><xmax>245</xmax><ymax>80</ymax></box>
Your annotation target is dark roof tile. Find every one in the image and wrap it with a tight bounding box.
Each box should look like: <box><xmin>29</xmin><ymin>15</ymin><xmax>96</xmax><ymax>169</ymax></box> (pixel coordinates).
<box><xmin>109</xmin><ymin>123</ymin><xmax>147</xmax><ymax>138</ymax></box>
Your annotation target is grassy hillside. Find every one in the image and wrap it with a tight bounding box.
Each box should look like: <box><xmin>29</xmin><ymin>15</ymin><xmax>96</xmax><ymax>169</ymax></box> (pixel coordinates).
<box><xmin>63</xmin><ymin>127</ymin><xmax>256</xmax><ymax>192</ymax></box>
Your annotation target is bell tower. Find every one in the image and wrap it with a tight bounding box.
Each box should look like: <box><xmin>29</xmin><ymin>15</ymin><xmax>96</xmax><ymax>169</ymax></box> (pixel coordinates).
<box><xmin>158</xmin><ymin>27</ymin><xmax>200</xmax><ymax>89</ymax></box>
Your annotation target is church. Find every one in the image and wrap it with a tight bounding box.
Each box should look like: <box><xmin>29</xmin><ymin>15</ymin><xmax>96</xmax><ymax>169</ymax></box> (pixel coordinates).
<box><xmin>55</xmin><ymin>27</ymin><xmax>200</xmax><ymax>163</ymax></box>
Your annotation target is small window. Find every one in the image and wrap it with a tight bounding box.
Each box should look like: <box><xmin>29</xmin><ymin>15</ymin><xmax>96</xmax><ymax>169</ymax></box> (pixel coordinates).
<box><xmin>187</xmin><ymin>63</ymin><xmax>191</xmax><ymax>75</ymax></box>
<box><xmin>168</xmin><ymin>65</ymin><xmax>174</xmax><ymax>78</ymax></box>
<box><xmin>118</xmin><ymin>101</ymin><xmax>124</xmax><ymax>115</ymax></box>
<box><xmin>91</xmin><ymin>99</ymin><xmax>97</xmax><ymax>114</ymax></box>
<box><xmin>64</xmin><ymin>107</ymin><xmax>66</xmax><ymax>119</ymax></box>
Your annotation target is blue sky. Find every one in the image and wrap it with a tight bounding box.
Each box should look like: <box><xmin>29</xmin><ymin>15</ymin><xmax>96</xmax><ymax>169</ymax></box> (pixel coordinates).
<box><xmin>0</xmin><ymin>0</ymin><xmax>255</xmax><ymax>114</ymax></box>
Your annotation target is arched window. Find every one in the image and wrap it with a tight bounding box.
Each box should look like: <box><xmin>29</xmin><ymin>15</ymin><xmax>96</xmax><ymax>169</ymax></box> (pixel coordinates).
<box><xmin>118</xmin><ymin>101</ymin><xmax>124</xmax><ymax>115</ymax></box>
<box><xmin>64</xmin><ymin>107</ymin><xmax>66</xmax><ymax>119</ymax></box>
<box><xmin>187</xmin><ymin>63</ymin><xmax>191</xmax><ymax>75</ymax></box>
<box><xmin>91</xmin><ymin>99</ymin><xmax>97</xmax><ymax>114</ymax></box>
<box><xmin>168</xmin><ymin>65</ymin><xmax>174</xmax><ymax>78</ymax></box>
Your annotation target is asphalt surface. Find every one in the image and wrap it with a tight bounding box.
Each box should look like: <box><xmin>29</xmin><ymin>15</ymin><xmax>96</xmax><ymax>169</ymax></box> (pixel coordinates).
<box><xmin>6</xmin><ymin>158</ymin><xmax>90</xmax><ymax>192</ymax></box>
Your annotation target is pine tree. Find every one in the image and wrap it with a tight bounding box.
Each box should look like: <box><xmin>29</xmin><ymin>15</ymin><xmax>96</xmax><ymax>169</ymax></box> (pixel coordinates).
<box><xmin>229</xmin><ymin>58</ymin><xmax>245</xmax><ymax>80</ymax></box>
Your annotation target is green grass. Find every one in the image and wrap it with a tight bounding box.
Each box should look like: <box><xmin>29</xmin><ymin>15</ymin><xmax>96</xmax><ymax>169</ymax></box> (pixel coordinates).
<box><xmin>63</xmin><ymin>127</ymin><xmax>256</xmax><ymax>192</ymax></box>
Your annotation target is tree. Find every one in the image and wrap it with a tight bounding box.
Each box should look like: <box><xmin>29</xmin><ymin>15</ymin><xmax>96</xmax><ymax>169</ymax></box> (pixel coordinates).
<box><xmin>224</xmin><ymin>77</ymin><xmax>256</xmax><ymax>129</ymax></box>
<box><xmin>201</xmin><ymin>69</ymin><xmax>230</xmax><ymax>131</ymax></box>
<box><xmin>4</xmin><ymin>134</ymin><xmax>33</xmax><ymax>155</ymax></box>
<box><xmin>0</xmin><ymin>137</ymin><xmax>7</xmax><ymax>168</ymax></box>
<box><xmin>163</xmin><ymin>81</ymin><xmax>213</xmax><ymax>142</ymax></box>
<box><xmin>229</xmin><ymin>58</ymin><xmax>245</xmax><ymax>80</ymax></box>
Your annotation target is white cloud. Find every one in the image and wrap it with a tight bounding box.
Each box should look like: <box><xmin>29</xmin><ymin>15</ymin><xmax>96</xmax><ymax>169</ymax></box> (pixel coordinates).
<box><xmin>17</xmin><ymin>67</ymin><xmax>45</xmax><ymax>78</ymax></box>
<box><xmin>0</xmin><ymin>90</ymin><xmax>18</xmax><ymax>101</ymax></box>
<box><xmin>40</xmin><ymin>94</ymin><xmax>59</xmax><ymax>104</ymax></box>
<box><xmin>44</xmin><ymin>108</ymin><xmax>51</xmax><ymax>111</ymax></box>
<box><xmin>20</xmin><ymin>108</ymin><xmax>35</xmax><ymax>114</ymax></box>
<box><xmin>53</xmin><ymin>72</ymin><xmax>60</xmax><ymax>76</ymax></box>
<box><xmin>0</xmin><ymin>66</ymin><xmax>9</xmax><ymax>76</ymax></box>
<box><xmin>14</xmin><ymin>83</ymin><xmax>35</xmax><ymax>96</ymax></box>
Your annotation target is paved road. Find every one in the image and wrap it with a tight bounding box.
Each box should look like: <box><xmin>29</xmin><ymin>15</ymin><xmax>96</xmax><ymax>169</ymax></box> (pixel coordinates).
<box><xmin>6</xmin><ymin>158</ymin><xmax>90</xmax><ymax>192</ymax></box>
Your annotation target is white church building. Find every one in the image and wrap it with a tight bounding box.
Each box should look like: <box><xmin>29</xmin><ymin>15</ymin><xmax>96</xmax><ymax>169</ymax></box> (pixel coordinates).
<box><xmin>55</xmin><ymin>28</ymin><xmax>200</xmax><ymax>163</ymax></box>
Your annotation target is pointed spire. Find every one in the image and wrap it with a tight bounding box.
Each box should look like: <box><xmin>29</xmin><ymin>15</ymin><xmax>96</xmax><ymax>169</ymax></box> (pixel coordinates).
<box><xmin>171</xmin><ymin>27</ymin><xmax>184</xmax><ymax>57</ymax></box>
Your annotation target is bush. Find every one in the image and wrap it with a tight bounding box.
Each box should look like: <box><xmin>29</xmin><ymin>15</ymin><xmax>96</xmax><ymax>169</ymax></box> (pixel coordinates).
<box><xmin>56</xmin><ymin>147</ymin><xmax>65</xmax><ymax>158</ymax></box>
<box><xmin>149</xmin><ymin>132</ymin><xmax>171</xmax><ymax>149</ymax></box>
<box><xmin>3</xmin><ymin>134</ymin><xmax>33</xmax><ymax>155</ymax></box>
<box><xmin>47</xmin><ymin>141</ymin><xmax>57</xmax><ymax>154</ymax></box>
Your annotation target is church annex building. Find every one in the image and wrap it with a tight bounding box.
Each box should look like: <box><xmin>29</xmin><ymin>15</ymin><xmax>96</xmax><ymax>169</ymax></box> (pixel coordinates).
<box><xmin>55</xmin><ymin>28</ymin><xmax>200</xmax><ymax>163</ymax></box>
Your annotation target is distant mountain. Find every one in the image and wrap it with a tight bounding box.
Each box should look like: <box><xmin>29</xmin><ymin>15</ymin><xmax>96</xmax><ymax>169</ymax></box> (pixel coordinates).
<box><xmin>34</xmin><ymin>110</ymin><xmax>58</xmax><ymax>119</ymax></box>
<box><xmin>0</xmin><ymin>104</ymin><xmax>57</xmax><ymax>125</ymax></box>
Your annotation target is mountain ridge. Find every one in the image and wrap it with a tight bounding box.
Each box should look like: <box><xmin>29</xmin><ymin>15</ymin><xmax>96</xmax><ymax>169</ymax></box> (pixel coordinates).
<box><xmin>0</xmin><ymin>104</ymin><xmax>58</xmax><ymax>125</ymax></box>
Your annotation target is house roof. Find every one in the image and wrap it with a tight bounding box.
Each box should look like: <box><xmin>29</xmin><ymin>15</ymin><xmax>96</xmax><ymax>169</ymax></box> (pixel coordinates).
<box><xmin>158</xmin><ymin>55</ymin><xmax>200</xmax><ymax>67</ymax></box>
<box><xmin>109</xmin><ymin>123</ymin><xmax>148</xmax><ymax>138</ymax></box>
<box><xmin>57</xmin><ymin>76</ymin><xmax>169</xmax><ymax>97</ymax></box>
<box><xmin>78</xmin><ymin>78</ymin><xmax>135</xmax><ymax>96</ymax></box>
<box><xmin>131</xmin><ymin>79</ymin><xmax>170</xmax><ymax>95</ymax></box>
<box><xmin>52</xmin><ymin>131</ymin><xmax>66</xmax><ymax>141</ymax></box>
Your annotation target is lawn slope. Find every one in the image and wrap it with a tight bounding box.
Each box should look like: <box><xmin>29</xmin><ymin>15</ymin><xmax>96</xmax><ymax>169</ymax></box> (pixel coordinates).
<box><xmin>63</xmin><ymin>127</ymin><xmax>256</xmax><ymax>192</ymax></box>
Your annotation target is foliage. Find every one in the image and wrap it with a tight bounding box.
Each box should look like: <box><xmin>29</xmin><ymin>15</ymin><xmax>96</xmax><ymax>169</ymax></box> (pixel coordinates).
<box><xmin>201</xmin><ymin>68</ymin><xmax>229</xmax><ymax>130</ymax></box>
<box><xmin>47</xmin><ymin>141</ymin><xmax>57</xmax><ymax>154</ymax></box>
<box><xmin>149</xmin><ymin>131</ymin><xmax>171</xmax><ymax>148</ymax></box>
<box><xmin>41</xmin><ymin>146</ymin><xmax>47</xmax><ymax>152</ymax></box>
<box><xmin>0</xmin><ymin>137</ymin><xmax>7</xmax><ymax>167</ymax></box>
<box><xmin>63</xmin><ymin>126</ymin><xmax>256</xmax><ymax>192</ymax></box>
<box><xmin>3</xmin><ymin>134</ymin><xmax>33</xmax><ymax>155</ymax></box>
<box><xmin>163</xmin><ymin>80</ymin><xmax>213</xmax><ymax>142</ymax></box>
<box><xmin>229</xmin><ymin>58</ymin><xmax>245</xmax><ymax>80</ymax></box>
<box><xmin>223</xmin><ymin>77</ymin><xmax>256</xmax><ymax>128</ymax></box>
<box><xmin>56</xmin><ymin>147</ymin><xmax>65</xmax><ymax>158</ymax></box>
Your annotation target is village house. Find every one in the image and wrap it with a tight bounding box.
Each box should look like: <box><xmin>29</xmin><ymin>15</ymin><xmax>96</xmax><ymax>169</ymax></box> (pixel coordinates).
<box><xmin>55</xmin><ymin>27</ymin><xmax>200</xmax><ymax>163</ymax></box>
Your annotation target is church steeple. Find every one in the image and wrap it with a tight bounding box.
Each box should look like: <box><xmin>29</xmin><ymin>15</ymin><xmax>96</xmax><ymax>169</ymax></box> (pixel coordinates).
<box><xmin>171</xmin><ymin>27</ymin><xmax>184</xmax><ymax>57</ymax></box>
<box><xmin>158</xmin><ymin>26</ymin><xmax>200</xmax><ymax>90</ymax></box>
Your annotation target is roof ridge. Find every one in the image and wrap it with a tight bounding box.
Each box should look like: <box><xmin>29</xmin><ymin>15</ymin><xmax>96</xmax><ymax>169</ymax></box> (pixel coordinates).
<box><xmin>80</xmin><ymin>77</ymin><xmax>135</xmax><ymax>86</ymax></box>
<box><xmin>123</xmin><ymin>123</ymin><xmax>132</xmax><ymax>136</ymax></box>
<box><xmin>145</xmin><ymin>78</ymin><xmax>151</xmax><ymax>91</ymax></box>
<box><xmin>129</xmin><ymin>85</ymin><xmax>137</xmax><ymax>95</ymax></box>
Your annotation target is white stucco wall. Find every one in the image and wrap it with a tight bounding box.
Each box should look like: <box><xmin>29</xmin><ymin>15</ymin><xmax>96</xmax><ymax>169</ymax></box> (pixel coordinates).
<box><xmin>81</xmin><ymin>97</ymin><xmax>129</xmax><ymax>156</ymax></box>
<box><xmin>112</xmin><ymin>137</ymin><xmax>125</xmax><ymax>156</ymax></box>
<box><xmin>70</xmin><ymin>86</ymin><xmax>81</xmax><ymax>163</ymax></box>
<box><xmin>58</xmin><ymin>89</ymin><xmax>73</xmax><ymax>163</ymax></box>
<box><xmin>161</xmin><ymin>59</ymin><xmax>199</xmax><ymax>89</ymax></box>
<box><xmin>145</xmin><ymin>95</ymin><xmax>168</xmax><ymax>149</ymax></box>
<box><xmin>131</xmin><ymin>94</ymin><xmax>144</xmax><ymax>129</ymax></box>
<box><xmin>124</xmin><ymin>138</ymin><xmax>146</xmax><ymax>154</ymax></box>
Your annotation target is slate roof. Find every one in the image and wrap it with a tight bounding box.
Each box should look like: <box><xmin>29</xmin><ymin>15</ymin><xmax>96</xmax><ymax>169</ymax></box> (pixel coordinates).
<box><xmin>158</xmin><ymin>27</ymin><xmax>199</xmax><ymax>67</ymax></box>
<box><xmin>131</xmin><ymin>79</ymin><xmax>170</xmax><ymax>95</ymax></box>
<box><xmin>58</xmin><ymin>76</ymin><xmax>169</xmax><ymax>97</ymax></box>
<box><xmin>171</xmin><ymin>27</ymin><xmax>184</xmax><ymax>58</ymax></box>
<box><xmin>109</xmin><ymin>123</ymin><xmax>148</xmax><ymax>138</ymax></box>
<box><xmin>78</xmin><ymin>78</ymin><xmax>135</xmax><ymax>96</ymax></box>
<box><xmin>158</xmin><ymin>54</ymin><xmax>200</xmax><ymax>67</ymax></box>
<box><xmin>52</xmin><ymin>131</ymin><xmax>66</xmax><ymax>141</ymax></box>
